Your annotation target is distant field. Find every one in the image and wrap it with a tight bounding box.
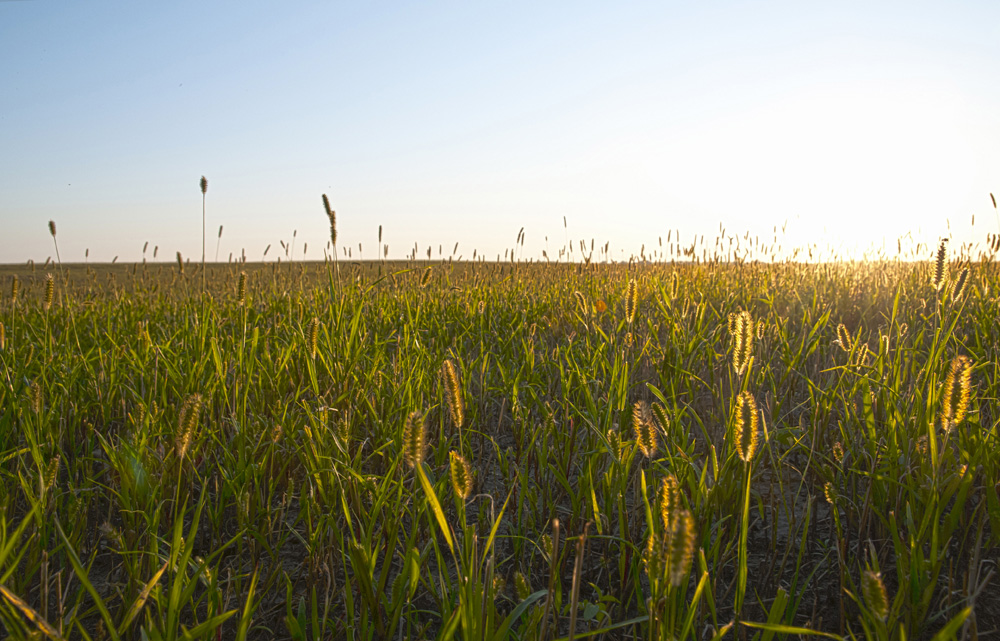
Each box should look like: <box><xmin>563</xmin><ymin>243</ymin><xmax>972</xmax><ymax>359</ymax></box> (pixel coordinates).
<box><xmin>0</xmin><ymin>255</ymin><xmax>997</xmax><ymax>640</ymax></box>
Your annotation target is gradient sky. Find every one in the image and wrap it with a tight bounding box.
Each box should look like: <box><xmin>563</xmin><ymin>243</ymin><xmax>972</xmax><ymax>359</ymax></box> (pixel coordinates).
<box><xmin>2</xmin><ymin>1</ymin><xmax>999</xmax><ymax>264</ymax></box>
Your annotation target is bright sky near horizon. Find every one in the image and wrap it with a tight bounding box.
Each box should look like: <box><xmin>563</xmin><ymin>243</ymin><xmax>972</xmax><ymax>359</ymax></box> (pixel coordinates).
<box><xmin>2</xmin><ymin>1</ymin><xmax>999</xmax><ymax>264</ymax></box>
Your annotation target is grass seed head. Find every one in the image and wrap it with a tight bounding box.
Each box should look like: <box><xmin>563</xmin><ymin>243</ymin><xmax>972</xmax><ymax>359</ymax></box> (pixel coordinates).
<box><xmin>322</xmin><ymin>194</ymin><xmax>337</xmax><ymax>246</ymax></box>
<box><xmin>200</xmin><ymin>176</ymin><xmax>208</xmax><ymax>195</ymax></box>
<box><xmin>731</xmin><ymin>310</ymin><xmax>754</xmax><ymax>373</ymax></box>
<box><xmin>308</xmin><ymin>317</ymin><xmax>320</xmax><ymax>359</ymax></box>
<box><xmin>667</xmin><ymin>509</ymin><xmax>695</xmax><ymax>587</ymax></box>
<box><xmin>420</xmin><ymin>266</ymin><xmax>432</xmax><ymax>288</ymax></box>
<box><xmin>951</xmin><ymin>266</ymin><xmax>969</xmax><ymax>300</ymax></box>
<box><xmin>43</xmin><ymin>273</ymin><xmax>54</xmax><ymax>311</ymax></box>
<box><xmin>836</xmin><ymin>323</ymin><xmax>852</xmax><ymax>352</ymax></box>
<box><xmin>659</xmin><ymin>474</ymin><xmax>680</xmax><ymax>530</ymax></box>
<box><xmin>0</xmin><ymin>322</ymin><xmax>5</xmax><ymax>351</ymax></box>
<box><xmin>441</xmin><ymin>359</ymin><xmax>464</xmax><ymax>427</ymax></box>
<box><xmin>449</xmin><ymin>450</ymin><xmax>472</xmax><ymax>500</ymax></box>
<box><xmin>176</xmin><ymin>394</ymin><xmax>203</xmax><ymax>461</ymax></box>
<box><xmin>633</xmin><ymin>400</ymin><xmax>657</xmax><ymax>458</ymax></box>
<box><xmin>941</xmin><ymin>355</ymin><xmax>972</xmax><ymax>431</ymax></box>
<box><xmin>862</xmin><ymin>570</ymin><xmax>889</xmax><ymax>621</ymax></box>
<box><xmin>10</xmin><ymin>275</ymin><xmax>19</xmax><ymax>304</ymax></box>
<box><xmin>48</xmin><ymin>220</ymin><xmax>56</xmax><ymax>238</ymax></box>
<box><xmin>176</xmin><ymin>251</ymin><xmax>184</xmax><ymax>274</ymax></box>
<box><xmin>735</xmin><ymin>391</ymin><xmax>759</xmax><ymax>463</ymax></box>
<box><xmin>625</xmin><ymin>278</ymin><xmax>638</xmax><ymax>324</ymax></box>
<box><xmin>933</xmin><ymin>239</ymin><xmax>948</xmax><ymax>291</ymax></box>
<box><xmin>237</xmin><ymin>271</ymin><xmax>247</xmax><ymax>305</ymax></box>
<box><xmin>402</xmin><ymin>410</ymin><xmax>426</xmax><ymax>468</ymax></box>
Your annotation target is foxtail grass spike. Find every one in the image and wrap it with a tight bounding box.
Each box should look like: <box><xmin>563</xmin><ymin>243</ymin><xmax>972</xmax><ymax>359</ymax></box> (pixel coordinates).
<box><xmin>237</xmin><ymin>271</ymin><xmax>247</xmax><ymax>305</ymax></box>
<box><xmin>176</xmin><ymin>394</ymin><xmax>202</xmax><ymax>461</ymax></box>
<box><xmin>322</xmin><ymin>194</ymin><xmax>337</xmax><ymax>247</ymax></box>
<box><xmin>933</xmin><ymin>239</ymin><xmax>948</xmax><ymax>291</ymax></box>
<box><xmin>449</xmin><ymin>451</ymin><xmax>472</xmax><ymax>500</ymax></box>
<box><xmin>633</xmin><ymin>400</ymin><xmax>657</xmax><ymax>458</ymax></box>
<box><xmin>941</xmin><ymin>355</ymin><xmax>972</xmax><ymax>431</ymax></box>
<box><xmin>441</xmin><ymin>359</ymin><xmax>464</xmax><ymax>427</ymax></box>
<box><xmin>735</xmin><ymin>391</ymin><xmax>759</xmax><ymax>463</ymax></box>
<box><xmin>43</xmin><ymin>274</ymin><xmax>54</xmax><ymax>311</ymax></box>
<box><xmin>862</xmin><ymin>570</ymin><xmax>889</xmax><ymax>621</ymax></box>
<box><xmin>308</xmin><ymin>317</ymin><xmax>320</xmax><ymax>359</ymax></box>
<box><xmin>625</xmin><ymin>278</ymin><xmax>638</xmax><ymax>324</ymax></box>
<box><xmin>951</xmin><ymin>266</ymin><xmax>969</xmax><ymax>300</ymax></box>
<box><xmin>402</xmin><ymin>410</ymin><xmax>426</xmax><ymax>468</ymax></box>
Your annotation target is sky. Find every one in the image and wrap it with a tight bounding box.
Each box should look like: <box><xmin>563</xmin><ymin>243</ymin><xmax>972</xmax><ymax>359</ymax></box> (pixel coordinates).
<box><xmin>2</xmin><ymin>1</ymin><xmax>999</xmax><ymax>264</ymax></box>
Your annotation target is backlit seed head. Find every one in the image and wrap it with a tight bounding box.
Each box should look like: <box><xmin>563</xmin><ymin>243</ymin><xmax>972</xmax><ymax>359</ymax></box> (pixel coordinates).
<box><xmin>43</xmin><ymin>273</ymin><xmax>54</xmax><ymax>310</ymax></box>
<box><xmin>667</xmin><ymin>509</ymin><xmax>696</xmax><ymax>587</ymax></box>
<box><xmin>932</xmin><ymin>239</ymin><xmax>948</xmax><ymax>291</ymax></box>
<box><xmin>731</xmin><ymin>310</ymin><xmax>754</xmax><ymax>374</ymax></box>
<box><xmin>941</xmin><ymin>355</ymin><xmax>972</xmax><ymax>431</ymax></box>
<box><xmin>836</xmin><ymin>323</ymin><xmax>852</xmax><ymax>352</ymax></box>
<box><xmin>477</xmin><ymin>300</ymin><xmax>485</xmax><ymax>315</ymax></box>
<box><xmin>832</xmin><ymin>441</ymin><xmax>844</xmax><ymax>464</ymax></box>
<box><xmin>734</xmin><ymin>391</ymin><xmax>759</xmax><ymax>463</ymax></box>
<box><xmin>650</xmin><ymin>402</ymin><xmax>670</xmax><ymax>437</ymax></box>
<box><xmin>633</xmin><ymin>400</ymin><xmax>658</xmax><ymax>458</ymax></box>
<box><xmin>574</xmin><ymin>290</ymin><xmax>587</xmax><ymax>315</ymax></box>
<box><xmin>308</xmin><ymin>317</ymin><xmax>320</xmax><ymax>359</ymax></box>
<box><xmin>659</xmin><ymin>474</ymin><xmax>680</xmax><ymax>530</ymax></box>
<box><xmin>951</xmin><ymin>267</ymin><xmax>969</xmax><ymax>300</ymax></box>
<box><xmin>441</xmin><ymin>359</ymin><xmax>464</xmax><ymax>427</ymax></box>
<box><xmin>402</xmin><ymin>410</ymin><xmax>426</xmax><ymax>468</ymax></box>
<box><xmin>420</xmin><ymin>266</ymin><xmax>432</xmax><ymax>288</ymax></box>
<box><xmin>10</xmin><ymin>275</ymin><xmax>19</xmax><ymax>304</ymax></box>
<box><xmin>862</xmin><ymin>570</ymin><xmax>889</xmax><ymax>621</ymax></box>
<box><xmin>449</xmin><ymin>450</ymin><xmax>472</xmax><ymax>500</ymax></box>
<box><xmin>176</xmin><ymin>394</ymin><xmax>203</xmax><ymax>461</ymax></box>
<box><xmin>625</xmin><ymin>278</ymin><xmax>638</xmax><ymax>324</ymax></box>
<box><xmin>823</xmin><ymin>482</ymin><xmax>837</xmax><ymax>506</ymax></box>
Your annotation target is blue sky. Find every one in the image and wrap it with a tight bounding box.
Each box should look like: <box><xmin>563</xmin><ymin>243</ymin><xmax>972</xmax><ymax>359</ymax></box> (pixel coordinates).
<box><xmin>2</xmin><ymin>1</ymin><xmax>999</xmax><ymax>263</ymax></box>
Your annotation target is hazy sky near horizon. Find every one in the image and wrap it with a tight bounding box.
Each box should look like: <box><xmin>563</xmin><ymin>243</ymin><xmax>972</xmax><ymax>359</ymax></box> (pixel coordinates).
<box><xmin>2</xmin><ymin>1</ymin><xmax>999</xmax><ymax>263</ymax></box>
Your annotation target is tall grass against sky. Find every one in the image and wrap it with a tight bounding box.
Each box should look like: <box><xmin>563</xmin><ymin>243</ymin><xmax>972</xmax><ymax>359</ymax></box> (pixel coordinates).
<box><xmin>2</xmin><ymin>1</ymin><xmax>1000</xmax><ymax>264</ymax></box>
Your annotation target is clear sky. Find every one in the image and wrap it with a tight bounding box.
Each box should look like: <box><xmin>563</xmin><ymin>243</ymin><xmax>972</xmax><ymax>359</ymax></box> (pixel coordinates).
<box><xmin>2</xmin><ymin>1</ymin><xmax>999</xmax><ymax>263</ymax></box>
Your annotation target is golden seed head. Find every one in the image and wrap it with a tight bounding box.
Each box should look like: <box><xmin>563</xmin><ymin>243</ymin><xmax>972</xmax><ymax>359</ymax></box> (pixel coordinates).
<box><xmin>420</xmin><ymin>266</ymin><xmax>432</xmax><ymax>288</ymax></box>
<box><xmin>0</xmin><ymin>322</ymin><xmax>5</xmax><ymax>351</ymax></box>
<box><xmin>44</xmin><ymin>454</ymin><xmax>61</xmax><ymax>495</ymax></box>
<box><xmin>730</xmin><ymin>310</ymin><xmax>754</xmax><ymax>374</ymax></box>
<box><xmin>200</xmin><ymin>175</ymin><xmax>208</xmax><ymax>194</ymax></box>
<box><xmin>932</xmin><ymin>239</ymin><xmax>948</xmax><ymax>291</ymax></box>
<box><xmin>633</xmin><ymin>400</ymin><xmax>658</xmax><ymax>458</ymax></box>
<box><xmin>43</xmin><ymin>273</ymin><xmax>54</xmax><ymax>310</ymax></box>
<box><xmin>477</xmin><ymin>300</ymin><xmax>485</xmax><ymax>315</ymax></box>
<box><xmin>625</xmin><ymin>278</ymin><xmax>638</xmax><ymax>324</ymax></box>
<box><xmin>836</xmin><ymin>323</ymin><xmax>852</xmax><ymax>352</ymax></box>
<box><xmin>941</xmin><ymin>355</ymin><xmax>972</xmax><ymax>430</ymax></box>
<box><xmin>667</xmin><ymin>508</ymin><xmax>696</xmax><ymax>587</ymax></box>
<box><xmin>441</xmin><ymin>359</ymin><xmax>464</xmax><ymax>428</ymax></box>
<box><xmin>951</xmin><ymin>266</ymin><xmax>969</xmax><ymax>300</ymax></box>
<box><xmin>176</xmin><ymin>393</ymin><xmax>203</xmax><ymax>461</ymax></box>
<box><xmin>832</xmin><ymin>441</ymin><xmax>844</xmax><ymax>464</ymax></box>
<box><xmin>449</xmin><ymin>450</ymin><xmax>472</xmax><ymax>500</ymax></box>
<box><xmin>823</xmin><ymin>481</ymin><xmax>837</xmax><ymax>506</ymax></box>
<box><xmin>861</xmin><ymin>570</ymin><xmax>889</xmax><ymax>621</ymax></box>
<box><xmin>11</xmin><ymin>275</ymin><xmax>19</xmax><ymax>304</ymax></box>
<box><xmin>402</xmin><ymin>410</ymin><xmax>426</xmax><ymax>468</ymax></box>
<box><xmin>734</xmin><ymin>391</ymin><xmax>759</xmax><ymax>463</ymax></box>
<box><xmin>650</xmin><ymin>402</ymin><xmax>670</xmax><ymax>437</ymax></box>
<box><xmin>659</xmin><ymin>474</ymin><xmax>680</xmax><ymax>530</ymax></box>
<box><xmin>308</xmin><ymin>317</ymin><xmax>320</xmax><ymax>359</ymax></box>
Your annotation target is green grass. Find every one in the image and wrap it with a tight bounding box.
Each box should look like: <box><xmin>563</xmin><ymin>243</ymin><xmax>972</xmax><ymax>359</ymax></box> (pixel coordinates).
<box><xmin>0</xmin><ymin>253</ymin><xmax>996</xmax><ymax>640</ymax></box>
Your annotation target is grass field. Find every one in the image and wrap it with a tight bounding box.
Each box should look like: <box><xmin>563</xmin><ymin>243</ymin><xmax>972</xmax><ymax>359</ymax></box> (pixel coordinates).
<box><xmin>0</xmin><ymin>250</ymin><xmax>997</xmax><ymax>640</ymax></box>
